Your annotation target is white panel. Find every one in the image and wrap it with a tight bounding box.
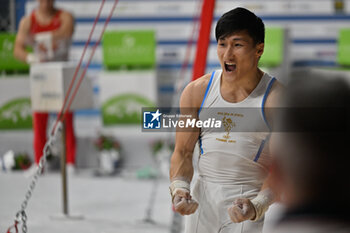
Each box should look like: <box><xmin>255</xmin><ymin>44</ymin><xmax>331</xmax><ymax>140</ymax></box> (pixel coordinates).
<box><xmin>26</xmin><ymin>0</ymin><xmax>198</xmax><ymax>17</ymax></box>
<box><xmin>346</xmin><ymin>0</ymin><xmax>350</xmax><ymax>13</ymax></box>
<box><xmin>290</xmin><ymin>45</ymin><xmax>337</xmax><ymax>61</ymax></box>
<box><xmin>215</xmin><ymin>0</ymin><xmax>334</xmax><ymax>15</ymax></box>
<box><xmin>99</xmin><ymin>70</ymin><xmax>157</xmax><ymax>104</ymax></box>
<box><xmin>30</xmin><ymin>62</ymin><xmax>93</xmax><ymax>111</ymax></box>
<box><xmin>0</xmin><ymin>77</ymin><xmax>30</xmax><ymax>106</ymax></box>
<box><xmin>26</xmin><ymin>0</ymin><xmax>335</xmax><ymax>16</ymax></box>
<box><xmin>69</xmin><ymin>47</ymin><xmax>103</xmax><ymax>64</ymax></box>
<box><xmin>287</xmin><ymin>22</ymin><xmax>348</xmax><ymax>38</ymax></box>
<box><xmin>73</xmin><ymin>22</ymin><xmax>198</xmax><ymax>41</ymax></box>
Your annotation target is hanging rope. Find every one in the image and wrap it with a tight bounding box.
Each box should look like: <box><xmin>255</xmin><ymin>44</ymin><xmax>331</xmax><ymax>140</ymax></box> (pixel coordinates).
<box><xmin>174</xmin><ymin>0</ymin><xmax>202</xmax><ymax>95</ymax></box>
<box><xmin>62</xmin><ymin>0</ymin><xmax>119</xmax><ymax>119</ymax></box>
<box><xmin>51</xmin><ymin>0</ymin><xmax>106</xmax><ymax>135</ymax></box>
<box><xmin>5</xmin><ymin>1</ymin><xmax>119</xmax><ymax>232</ymax></box>
<box><xmin>171</xmin><ymin>0</ymin><xmax>202</xmax><ymax>111</ymax></box>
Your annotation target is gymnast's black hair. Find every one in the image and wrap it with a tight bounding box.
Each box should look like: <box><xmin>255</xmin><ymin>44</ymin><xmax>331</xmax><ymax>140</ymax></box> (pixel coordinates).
<box><xmin>215</xmin><ymin>7</ymin><xmax>265</xmax><ymax>45</ymax></box>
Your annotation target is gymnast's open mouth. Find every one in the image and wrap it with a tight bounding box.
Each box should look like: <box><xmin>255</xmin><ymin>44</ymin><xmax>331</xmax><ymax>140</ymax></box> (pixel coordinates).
<box><xmin>224</xmin><ymin>62</ymin><xmax>236</xmax><ymax>72</ymax></box>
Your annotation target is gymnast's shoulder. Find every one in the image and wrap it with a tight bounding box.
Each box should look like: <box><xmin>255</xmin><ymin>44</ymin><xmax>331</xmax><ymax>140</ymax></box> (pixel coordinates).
<box><xmin>265</xmin><ymin>79</ymin><xmax>285</xmax><ymax>108</ymax></box>
<box><xmin>180</xmin><ymin>73</ymin><xmax>212</xmax><ymax>109</ymax></box>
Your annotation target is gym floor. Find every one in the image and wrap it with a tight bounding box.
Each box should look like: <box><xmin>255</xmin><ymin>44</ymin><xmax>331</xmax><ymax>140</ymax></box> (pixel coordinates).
<box><xmin>0</xmin><ymin>170</ymin><xmax>284</xmax><ymax>233</ymax></box>
<box><xmin>0</xmin><ymin>171</ymin><xmax>173</xmax><ymax>233</ymax></box>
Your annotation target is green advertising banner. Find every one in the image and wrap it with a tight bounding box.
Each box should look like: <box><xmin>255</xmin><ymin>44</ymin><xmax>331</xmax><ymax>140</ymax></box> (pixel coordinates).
<box><xmin>337</xmin><ymin>28</ymin><xmax>350</xmax><ymax>66</ymax></box>
<box><xmin>0</xmin><ymin>98</ymin><xmax>32</xmax><ymax>129</ymax></box>
<box><xmin>259</xmin><ymin>28</ymin><xmax>284</xmax><ymax>67</ymax></box>
<box><xmin>102</xmin><ymin>93</ymin><xmax>155</xmax><ymax>125</ymax></box>
<box><xmin>0</xmin><ymin>33</ymin><xmax>30</xmax><ymax>72</ymax></box>
<box><xmin>102</xmin><ymin>30</ymin><xmax>156</xmax><ymax>70</ymax></box>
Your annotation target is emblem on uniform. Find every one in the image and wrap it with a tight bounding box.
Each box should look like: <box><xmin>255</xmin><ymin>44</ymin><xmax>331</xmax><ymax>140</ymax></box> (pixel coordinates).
<box><xmin>222</xmin><ymin>116</ymin><xmax>235</xmax><ymax>139</ymax></box>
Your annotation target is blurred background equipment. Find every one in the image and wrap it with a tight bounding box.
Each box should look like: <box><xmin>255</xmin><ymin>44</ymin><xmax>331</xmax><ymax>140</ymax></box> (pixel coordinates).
<box><xmin>0</xmin><ymin>0</ymin><xmax>15</xmax><ymax>33</ymax></box>
<box><xmin>93</xmin><ymin>133</ymin><xmax>122</xmax><ymax>176</ymax></box>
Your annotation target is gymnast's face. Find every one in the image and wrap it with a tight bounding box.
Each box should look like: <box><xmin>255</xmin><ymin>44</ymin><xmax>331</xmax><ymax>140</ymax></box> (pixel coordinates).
<box><xmin>37</xmin><ymin>0</ymin><xmax>55</xmax><ymax>11</ymax></box>
<box><xmin>217</xmin><ymin>30</ymin><xmax>264</xmax><ymax>80</ymax></box>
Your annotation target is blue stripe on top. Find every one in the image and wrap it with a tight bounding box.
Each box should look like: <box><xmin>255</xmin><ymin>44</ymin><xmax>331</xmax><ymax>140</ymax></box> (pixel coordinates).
<box><xmin>261</xmin><ymin>77</ymin><xmax>276</xmax><ymax>130</ymax></box>
<box><xmin>253</xmin><ymin>139</ymin><xmax>266</xmax><ymax>162</ymax></box>
<box><xmin>197</xmin><ymin>71</ymin><xmax>215</xmax><ymax>155</ymax></box>
<box><xmin>198</xmin><ymin>136</ymin><xmax>204</xmax><ymax>155</ymax></box>
<box><xmin>253</xmin><ymin>134</ymin><xmax>271</xmax><ymax>162</ymax></box>
<box><xmin>198</xmin><ymin>71</ymin><xmax>215</xmax><ymax>115</ymax></box>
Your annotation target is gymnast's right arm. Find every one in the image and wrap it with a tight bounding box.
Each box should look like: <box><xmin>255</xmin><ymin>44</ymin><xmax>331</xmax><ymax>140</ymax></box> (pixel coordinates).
<box><xmin>14</xmin><ymin>16</ymin><xmax>38</xmax><ymax>64</ymax></box>
<box><xmin>169</xmin><ymin>75</ymin><xmax>209</xmax><ymax>215</ymax></box>
<box><xmin>169</xmin><ymin>82</ymin><xmax>199</xmax><ymax>215</ymax></box>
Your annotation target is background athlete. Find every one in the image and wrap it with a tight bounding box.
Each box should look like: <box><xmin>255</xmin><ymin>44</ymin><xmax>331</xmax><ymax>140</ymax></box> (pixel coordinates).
<box><xmin>169</xmin><ymin>7</ymin><xmax>283</xmax><ymax>233</ymax></box>
<box><xmin>14</xmin><ymin>0</ymin><xmax>76</xmax><ymax>171</ymax></box>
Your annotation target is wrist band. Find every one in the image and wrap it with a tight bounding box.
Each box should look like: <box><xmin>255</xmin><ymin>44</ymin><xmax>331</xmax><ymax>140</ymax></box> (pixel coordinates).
<box><xmin>169</xmin><ymin>180</ymin><xmax>190</xmax><ymax>201</ymax></box>
<box><xmin>26</xmin><ymin>53</ymin><xmax>39</xmax><ymax>64</ymax></box>
<box><xmin>251</xmin><ymin>189</ymin><xmax>274</xmax><ymax>221</ymax></box>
